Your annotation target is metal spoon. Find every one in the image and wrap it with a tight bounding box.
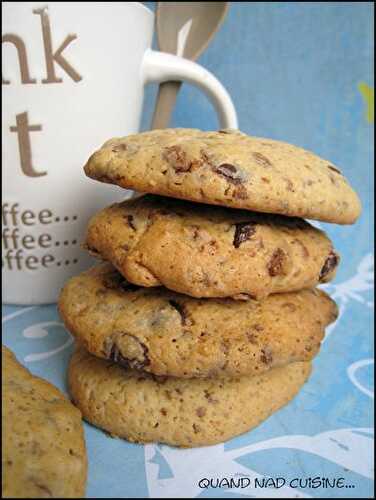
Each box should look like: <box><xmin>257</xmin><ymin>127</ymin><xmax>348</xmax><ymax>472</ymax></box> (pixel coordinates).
<box><xmin>151</xmin><ymin>1</ymin><xmax>229</xmax><ymax>129</ymax></box>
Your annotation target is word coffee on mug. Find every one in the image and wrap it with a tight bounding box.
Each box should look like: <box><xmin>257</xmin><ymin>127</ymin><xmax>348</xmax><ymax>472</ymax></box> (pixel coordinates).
<box><xmin>2</xmin><ymin>2</ymin><xmax>237</xmax><ymax>304</ymax></box>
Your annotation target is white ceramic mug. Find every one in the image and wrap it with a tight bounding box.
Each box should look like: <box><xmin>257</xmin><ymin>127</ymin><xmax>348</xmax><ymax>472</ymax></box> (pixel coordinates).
<box><xmin>2</xmin><ymin>1</ymin><xmax>237</xmax><ymax>305</ymax></box>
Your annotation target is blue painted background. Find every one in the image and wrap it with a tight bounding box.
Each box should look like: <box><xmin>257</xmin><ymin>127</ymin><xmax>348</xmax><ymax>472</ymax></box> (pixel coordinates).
<box><xmin>3</xmin><ymin>2</ymin><xmax>374</xmax><ymax>498</ymax></box>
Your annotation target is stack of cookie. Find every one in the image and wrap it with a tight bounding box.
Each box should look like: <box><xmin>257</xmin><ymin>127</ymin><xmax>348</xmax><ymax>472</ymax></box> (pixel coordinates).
<box><xmin>59</xmin><ymin>128</ymin><xmax>361</xmax><ymax>448</ymax></box>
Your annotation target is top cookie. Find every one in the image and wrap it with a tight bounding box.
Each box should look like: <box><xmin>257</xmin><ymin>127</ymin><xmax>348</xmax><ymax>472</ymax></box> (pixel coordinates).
<box><xmin>2</xmin><ymin>346</ymin><xmax>87</xmax><ymax>498</ymax></box>
<box><xmin>84</xmin><ymin>128</ymin><xmax>361</xmax><ymax>224</ymax></box>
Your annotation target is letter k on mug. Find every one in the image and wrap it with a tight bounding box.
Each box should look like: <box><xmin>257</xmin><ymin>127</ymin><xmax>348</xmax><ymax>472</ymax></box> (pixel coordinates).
<box><xmin>2</xmin><ymin>2</ymin><xmax>237</xmax><ymax>304</ymax></box>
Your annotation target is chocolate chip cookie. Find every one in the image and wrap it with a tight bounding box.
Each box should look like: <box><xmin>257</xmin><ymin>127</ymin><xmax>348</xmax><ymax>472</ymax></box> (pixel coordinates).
<box><xmin>85</xmin><ymin>194</ymin><xmax>339</xmax><ymax>299</ymax></box>
<box><xmin>58</xmin><ymin>264</ymin><xmax>338</xmax><ymax>379</ymax></box>
<box><xmin>2</xmin><ymin>346</ymin><xmax>87</xmax><ymax>498</ymax></box>
<box><xmin>69</xmin><ymin>346</ymin><xmax>311</xmax><ymax>447</ymax></box>
<box><xmin>84</xmin><ymin>128</ymin><xmax>361</xmax><ymax>224</ymax></box>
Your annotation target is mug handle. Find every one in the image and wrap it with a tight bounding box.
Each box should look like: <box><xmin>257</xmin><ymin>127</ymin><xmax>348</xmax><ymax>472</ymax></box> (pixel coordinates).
<box><xmin>141</xmin><ymin>49</ymin><xmax>238</xmax><ymax>129</ymax></box>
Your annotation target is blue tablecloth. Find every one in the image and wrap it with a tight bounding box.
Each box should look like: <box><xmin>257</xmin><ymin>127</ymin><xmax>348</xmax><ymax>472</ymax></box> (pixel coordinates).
<box><xmin>2</xmin><ymin>2</ymin><xmax>373</xmax><ymax>498</ymax></box>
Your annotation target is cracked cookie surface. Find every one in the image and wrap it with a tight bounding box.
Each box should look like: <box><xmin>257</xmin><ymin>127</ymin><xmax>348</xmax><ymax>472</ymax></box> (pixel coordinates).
<box><xmin>2</xmin><ymin>346</ymin><xmax>87</xmax><ymax>498</ymax></box>
<box><xmin>58</xmin><ymin>264</ymin><xmax>338</xmax><ymax>379</ymax></box>
<box><xmin>68</xmin><ymin>347</ymin><xmax>311</xmax><ymax>447</ymax></box>
<box><xmin>84</xmin><ymin>128</ymin><xmax>361</xmax><ymax>224</ymax></box>
<box><xmin>85</xmin><ymin>194</ymin><xmax>339</xmax><ymax>299</ymax></box>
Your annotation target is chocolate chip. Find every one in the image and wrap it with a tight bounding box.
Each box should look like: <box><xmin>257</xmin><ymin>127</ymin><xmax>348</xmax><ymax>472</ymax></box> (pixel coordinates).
<box><xmin>160</xmin><ymin>408</ymin><xmax>167</xmax><ymax>416</ymax></box>
<box><xmin>108</xmin><ymin>345</ymin><xmax>130</xmax><ymax>368</ymax></box>
<box><xmin>233</xmin><ymin>222</ymin><xmax>256</xmax><ymax>248</ymax></box>
<box><xmin>252</xmin><ymin>152</ymin><xmax>272</xmax><ymax>167</ymax></box>
<box><xmin>260</xmin><ymin>347</ymin><xmax>273</xmax><ymax>364</ymax></box>
<box><xmin>169</xmin><ymin>300</ymin><xmax>190</xmax><ymax>325</ymax></box>
<box><xmin>125</xmin><ymin>214</ymin><xmax>136</xmax><ymax>230</ymax></box>
<box><xmin>108</xmin><ymin>335</ymin><xmax>150</xmax><ymax>370</ymax></box>
<box><xmin>163</xmin><ymin>145</ymin><xmax>192</xmax><ymax>173</ymax></box>
<box><xmin>193</xmin><ymin>424</ymin><xmax>201</xmax><ymax>434</ymax></box>
<box><xmin>319</xmin><ymin>250</ymin><xmax>339</xmax><ymax>281</ymax></box>
<box><xmin>213</xmin><ymin>163</ymin><xmax>243</xmax><ymax>185</ymax></box>
<box><xmin>267</xmin><ymin>248</ymin><xmax>285</xmax><ymax>276</ymax></box>
<box><xmin>327</xmin><ymin>164</ymin><xmax>342</xmax><ymax>175</ymax></box>
<box><xmin>196</xmin><ymin>407</ymin><xmax>206</xmax><ymax>417</ymax></box>
<box><xmin>189</xmin><ymin>225</ymin><xmax>200</xmax><ymax>240</ymax></box>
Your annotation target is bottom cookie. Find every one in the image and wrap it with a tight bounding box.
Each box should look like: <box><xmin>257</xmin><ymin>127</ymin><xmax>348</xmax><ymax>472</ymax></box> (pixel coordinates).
<box><xmin>69</xmin><ymin>347</ymin><xmax>311</xmax><ymax>448</ymax></box>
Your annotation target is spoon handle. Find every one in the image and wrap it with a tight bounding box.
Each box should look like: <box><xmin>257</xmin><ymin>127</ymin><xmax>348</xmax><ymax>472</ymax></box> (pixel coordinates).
<box><xmin>151</xmin><ymin>80</ymin><xmax>182</xmax><ymax>129</ymax></box>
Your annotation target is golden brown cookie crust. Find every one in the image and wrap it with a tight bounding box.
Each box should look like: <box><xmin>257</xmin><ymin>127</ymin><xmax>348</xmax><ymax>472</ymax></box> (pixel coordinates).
<box><xmin>84</xmin><ymin>128</ymin><xmax>361</xmax><ymax>224</ymax></box>
<box><xmin>85</xmin><ymin>195</ymin><xmax>339</xmax><ymax>299</ymax></box>
<box><xmin>69</xmin><ymin>347</ymin><xmax>311</xmax><ymax>447</ymax></box>
<box><xmin>2</xmin><ymin>346</ymin><xmax>87</xmax><ymax>498</ymax></box>
<box><xmin>58</xmin><ymin>264</ymin><xmax>338</xmax><ymax>379</ymax></box>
